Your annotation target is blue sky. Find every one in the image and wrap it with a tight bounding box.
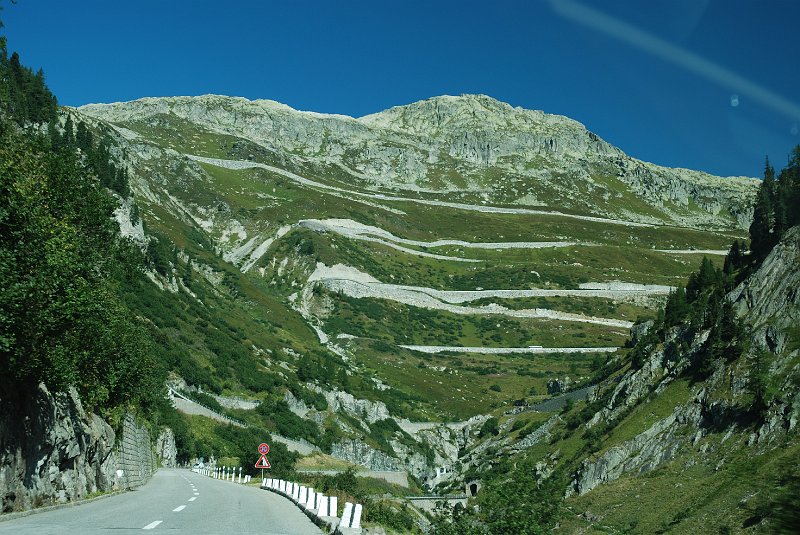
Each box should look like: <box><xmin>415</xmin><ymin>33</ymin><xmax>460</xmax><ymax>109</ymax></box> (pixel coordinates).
<box><xmin>4</xmin><ymin>0</ymin><xmax>799</xmax><ymax>178</ymax></box>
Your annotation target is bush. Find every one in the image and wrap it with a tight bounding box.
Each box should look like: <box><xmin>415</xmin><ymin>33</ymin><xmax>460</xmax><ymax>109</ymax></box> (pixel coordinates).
<box><xmin>479</xmin><ymin>417</ymin><xmax>499</xmax><ymax>438</ymax></box>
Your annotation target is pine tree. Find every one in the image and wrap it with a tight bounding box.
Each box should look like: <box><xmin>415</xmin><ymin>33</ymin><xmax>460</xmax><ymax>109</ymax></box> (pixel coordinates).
<box><xmin>720</xmin><ymin>300</ymin><xmax>747</xmax><ymax>362</ymax></box>
<box><xmin>696</xmin><ymin>256</ymin><xmax>719</xmax><ymax>293</ymax></box>
<box><xmin>749</xmin><ymin>177</ymin><xmax>774</xmax><ymax>262</ymax></box>
<box><xmin>75</xmin><ymin>121</ymin><xmax>93</xmax><ymax>153</ymax></box>
<box><xmin>664</xmin><ymin>287</ymin><xmax>688</xmax><ymax>328</ymax></box>
<box><xmin>749</xmin><ymin>351</ymin><xmax>768</xmax><ymax>419</ymax></box>
<box><xmin>782</xmin><ymin>146</ymin><xmax>800</xmax><ymax>228</ymax></box>
<box><xmin>62</xmin><ymin>114</ymin><xmax>74</xmax><ymax>147</ymax></box>
<box><xmin>723</xmin><ymin>240</ymin><xmax>742</xmax><ymax>275</ymax></box>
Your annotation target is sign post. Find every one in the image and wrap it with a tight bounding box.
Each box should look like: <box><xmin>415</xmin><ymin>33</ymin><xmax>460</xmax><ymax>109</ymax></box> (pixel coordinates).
<box><xmin>256</xmin><ymin>443</ymin><xmax>271</xmax><ymax>479</ymax></box>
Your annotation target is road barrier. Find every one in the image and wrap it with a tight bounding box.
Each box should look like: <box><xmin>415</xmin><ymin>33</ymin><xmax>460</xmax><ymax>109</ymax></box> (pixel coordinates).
<box><xmin>193</xmin><ymin>466</ymin><xmax>250</xmax><ymax>484</ymax></box>
<box><xmin>260</xmin><ymin>477</ymin><xmax>362</xmax><ymax>534</ymax></box>
<box><xmin>194</xmin><ymin>467</ymin><xmax>362</xmax><ymax>532</ymax></box>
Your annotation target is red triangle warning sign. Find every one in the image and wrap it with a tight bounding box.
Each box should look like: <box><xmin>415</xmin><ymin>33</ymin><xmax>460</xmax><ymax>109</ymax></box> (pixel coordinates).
<box><xmin>255</xmin><ymin>454</ymin><xmax>271</xmax><ymax>469</ymax></box>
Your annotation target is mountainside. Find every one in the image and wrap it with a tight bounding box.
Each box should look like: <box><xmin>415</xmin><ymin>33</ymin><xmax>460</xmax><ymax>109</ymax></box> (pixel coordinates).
<box><xmin>54</xmin><ymin>93</ymin><xmax>796</xmax><ymax>532</ymax></box>
<box><xmin>80</xmin><ymin>94</ymin><xmax>758</xmax><ymax>230</ymax></box>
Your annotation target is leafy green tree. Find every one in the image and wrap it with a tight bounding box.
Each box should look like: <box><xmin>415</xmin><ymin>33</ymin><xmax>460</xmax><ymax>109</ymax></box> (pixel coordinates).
<box><xmin>0</xmin><ymin>121</ymin><xmax>163</xmax><ymax>415</ymax></box>
<box><xmin>479</xmin><ymin>417</ymin><xmax>499</xmax><ymax>437</ymax></box>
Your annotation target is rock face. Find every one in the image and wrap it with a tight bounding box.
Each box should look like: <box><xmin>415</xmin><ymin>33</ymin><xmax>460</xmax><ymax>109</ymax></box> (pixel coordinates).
<box><xmin>571</xmin><ymin>396</ymin><xmax>703</xmax><ymax>496</ymax></box>
<box><xmin>78</xmin><ymin>94</ymin><xmax>759</xmax><ymax>232</ymax></box>
<box><xmin>568</xmin><ymin>226</ymin><xmax>800</xmax><ymax>497</ymax></box>
<box><xmin>730</xmin><ymin>225</ymin><xmax>800</xmax><ymax>352</ymax></box>
<box><xmin>0</xmin><ymin>383</ymin><xmax>155</xmax><ymax>512</ymax></box>
<box><xmin>156</xmin><ymin>428</ymin><xmax>177</xmax><ymax>468</ymax></box>
<box><xmin>330</xmin><ymin>439</ymin><xmax>401</xmax><ymax>471</ymax></box>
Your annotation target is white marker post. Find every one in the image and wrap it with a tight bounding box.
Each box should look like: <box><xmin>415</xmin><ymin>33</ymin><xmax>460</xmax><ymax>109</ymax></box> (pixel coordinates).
<box><xmin>339</xmin><ymin>502</ymin><xmax>353</xmax><ymax>528</ymax></box>
<box><xmin>352</xmin><ymin>504</ymin><xmax>363</xmax><ymax>529</ymax></box>
<box><xmin>329</xmin><ymin>496</ymin><xmax>338</xmax><ymax>518</ymax></box>
<box><xmin>316</xmin><ymin>495</ymin><xmax>329</xmax><ymax>517</ymax></box>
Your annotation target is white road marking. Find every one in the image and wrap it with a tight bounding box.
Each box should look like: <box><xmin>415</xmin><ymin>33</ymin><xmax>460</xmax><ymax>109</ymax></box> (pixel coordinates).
<box><xmin>193</xmin><ymin>492</ymin><xmax>199</xmax><ymax>496</ymax></box>
<box><xmin>173</xmin><ymin>505</ymin><xmax>186</xmax><ymax>512</ymax></box>
<box><xmin>142</xmin><ymin>520</ymin><xmax>162</xmax><ymax>530</ymax></box>
<box><xmin>189</xmin><ymin>497</ymin><xmax>197</xmax><ymax>501</ymax></box>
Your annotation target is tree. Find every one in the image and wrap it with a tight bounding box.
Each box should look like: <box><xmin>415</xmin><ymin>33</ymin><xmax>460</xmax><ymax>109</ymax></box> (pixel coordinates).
<box><xmin>719</xmin><ymin>300</ymin><xmax>747</xmax><ymax>362</ymax></box>
<box><xmin>75</xmin><ymin>120</ymin><xmax>93</xmax><ymax>152</ymax></box>
<box><xmin>749</xmin><ymin>351</ymin><xmax>768</xmax><ymax>420</ymax></box>
<box><xmin>748</xmin><ymin>158</ymin><xmax>780</xmax><ymax>263</ymax></box>
<box><xmin>62</xmin><ymin>114</ymin><xmax>74</xmax><ymax>147</ymax></box>
<box><xmin>664</xmin><ymin>287</ymin><xmax>689</xmax><ymax>328</ymax></box>
<box><xmin>0</xmin><ymin>125</ymin><xmax>163</xmax><ymax>414</ymax></box>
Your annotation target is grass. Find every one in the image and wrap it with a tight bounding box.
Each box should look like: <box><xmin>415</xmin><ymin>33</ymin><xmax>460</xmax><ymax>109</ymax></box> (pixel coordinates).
<box><xmin>324</xmin><ymin>294</ymin><xmax>628</xmax><ymax>348</ymax></box>
<box><xmin>345</xmin><ymin>339</ymin><xmax>605</xmax><ymax>419</ymax></box>
<box><xmin>560</xmin><ymin>439</ymin><xmax>800</xmax><ymax>534</ymax></box>
<box><xmin>598</xmin><ymin>379</ymin><xmax>694</xmax><ymax>450</ymax></box>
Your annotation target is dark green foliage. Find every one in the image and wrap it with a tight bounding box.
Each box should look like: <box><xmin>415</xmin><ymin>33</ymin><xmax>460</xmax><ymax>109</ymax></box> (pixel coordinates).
<box><xmin>748</xmin><ymin>351</ymin><xmax>768</xmax><ymax>420</ymax></box>
<box><xmin>0</xmin><ymin>42</ymin><xmax>57</xmax><ymax>126</ymax></box>
<box><xmin>152</xmin><ymin>397</ymin><xmax>195</xmax><ymax>465</ymax></box>
<box><xmin>212</xmin><ymin>423</ymin><xmax>298</xmax><ymax>478</ymax></box>
<box><xmin>749</xmin><ymin>180</ymin><xmax>775</xmax><ymax>262</ymax></box>
<box><xmin>479</xmin><ymin>417</ymin><xmax>499</xmax><ymax>437</ymax></box>
<box><xmin>749</xmin><ymin>149</ymin><xmax>800</xmax><ymax>265</ymax></box>
<box><xmin>430</xmin><ymin>502</ymin><xmax>488</xmax><ymax>535</ymax></box>
<box><xmin>663</xmin><ymin>287</ymin><xmax>689</xmax><ymax>329</ymax></box>
<box><xmin>144</xmin><ymin>232</ymin><xmax>175</xmax><ymax>275</ymax></box>
<box><xmin>477</xmin><ymin>469</ymin><xmax>563</xmax><ymax>534</ymax></box>
<box><xmin>255</xmin><ymin>399</ymin><xmax>320</xmax><ymax>445</ymax></box>
<box><xmin>0</xmin><ymin>115</ymin><xmax>163</xmax><ymax>415</ymax></box>
<box><xmin>771</xmin><ymin>463</ymin><xmax>800</xmax><ymax>534</ymax></box>
<box><xmin>363</xmin><ymin>499</ymin><xmax>416</xmax><ymax>532</ymax></box>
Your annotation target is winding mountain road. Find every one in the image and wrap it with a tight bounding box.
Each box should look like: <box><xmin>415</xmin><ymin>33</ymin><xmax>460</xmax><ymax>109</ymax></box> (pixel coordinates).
<box><xmin>0</xmin><ymin>469</ymin><xmax>320</xmax><ymax>535</ymax></box>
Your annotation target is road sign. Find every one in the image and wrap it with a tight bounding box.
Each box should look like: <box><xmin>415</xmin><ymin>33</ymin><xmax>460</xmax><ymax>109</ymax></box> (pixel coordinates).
<box><xmin>255</xmin><ymin>454</ymin><xmax>271</xmax><ymax>469</ymax></box>
<box><xmin>258</xmin><ymin>443</ymin><xmax>270</xmax><ymax>455</ymax></box>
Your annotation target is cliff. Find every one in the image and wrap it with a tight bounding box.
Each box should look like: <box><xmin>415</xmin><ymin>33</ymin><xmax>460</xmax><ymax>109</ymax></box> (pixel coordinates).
<box><xmin>0</xmin><ymin>382</ymin><xmax>174</xmax><ymax>512</ymax></box>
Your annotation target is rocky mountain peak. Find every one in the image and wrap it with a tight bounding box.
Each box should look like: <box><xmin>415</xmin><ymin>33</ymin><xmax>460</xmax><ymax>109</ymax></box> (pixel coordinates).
<box><xmin>359</xmin><ymin>93</ymin><xmax>586</xmax><ymax>140</ymax></box>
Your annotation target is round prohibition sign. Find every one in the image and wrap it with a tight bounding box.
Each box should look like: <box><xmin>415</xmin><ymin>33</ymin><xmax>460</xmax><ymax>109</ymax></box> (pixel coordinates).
<box><xmin>258</xmin><ymin>443</ymin><xmax>270</xmax><ymax>455</ymax></box>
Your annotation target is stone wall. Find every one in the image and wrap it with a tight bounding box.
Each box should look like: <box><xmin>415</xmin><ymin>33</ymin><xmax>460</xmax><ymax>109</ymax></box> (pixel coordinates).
<box><xmin>0</xmin><ymin>382</ymin><xmax>158</xmax><ymax>512</ymax></box>
<box><xmin>116</xmin><ymin>414</ymin><xmax>156</xmax><ymax>489</ymax></box>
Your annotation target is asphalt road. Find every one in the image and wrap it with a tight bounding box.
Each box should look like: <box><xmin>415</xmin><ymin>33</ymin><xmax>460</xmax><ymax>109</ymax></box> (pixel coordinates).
<box><xmin>0</xmin><ymin>469</ymin><xmax>322</xmax><ymax>535</ymax></box>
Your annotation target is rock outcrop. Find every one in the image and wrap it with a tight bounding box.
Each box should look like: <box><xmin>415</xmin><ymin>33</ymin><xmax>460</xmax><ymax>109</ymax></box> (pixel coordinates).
<box><xmin>568</xmin><ymin>226</ymin><xmax>800</xmax><ymax>497</ymax></box>
<box><xmin>156</xmin><ymin>428</ymin><xmax>177</xmax><ymax>468</ymax></box>
<box><xmin>730</xmin><ymin>225</ymin><xmax>800</xmax><ymax>352</ymax></box>
<box><xmin>78</xmin><ymin>94</ymin><xmax>759</xmax><ymax>233</ymax></box>
<box><xmin>0</xmin><ymin>383</ymin><xmax>156</xmax><ymax>512</ymax></box>
<box><xmin>330</xmin><ymin>439</ymin><xmax>401</xmax><ymax>471</ymax></box>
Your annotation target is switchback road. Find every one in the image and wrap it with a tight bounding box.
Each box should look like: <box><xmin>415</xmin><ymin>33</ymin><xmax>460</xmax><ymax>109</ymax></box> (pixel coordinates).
<box><xmin>0</xmin><ymin>469</ymin><xmax>321</xmax><ymax>535</ymax></box>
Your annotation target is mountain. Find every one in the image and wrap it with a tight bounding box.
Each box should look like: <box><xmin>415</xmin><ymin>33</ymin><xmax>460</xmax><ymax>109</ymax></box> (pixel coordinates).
<box><xmin>61</xmin><ymin>94</ymin><xmax>795</xmax><ymax>532</ymax></box>
<box><xmin>79</xmin><ymin>94</ymin><xmax>758</xmax><ymax>231</ymax></box>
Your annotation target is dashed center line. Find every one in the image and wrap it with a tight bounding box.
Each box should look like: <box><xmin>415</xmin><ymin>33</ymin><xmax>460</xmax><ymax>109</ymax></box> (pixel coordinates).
<box><xmin>189</xmin><ymin>497</ymin><xmax>197</xmax><ymax>502</ymax></box>
<box><xmin>142</xmin><ymin>520</ymin><xmax>162</xmax><ymax>530</ymax></box>
<box><xmin>173</xmin><ymin>505</ymin><xmax>186</xmax><ymax>512</ymax></box>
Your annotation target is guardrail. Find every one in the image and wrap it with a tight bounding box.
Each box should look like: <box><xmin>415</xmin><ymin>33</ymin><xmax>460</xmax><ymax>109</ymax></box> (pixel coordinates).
<box><xmin>262</xmin><ymin>477</ymin><xmax>363</xmax><ymax>534</ymax></box>
<box><xmin>193</xmin><ymin>466</ymin><xmax>252</xmax><ymax>484</ymax></box>
<box><xmin>194</xmin><ymin>466</ymin><xmax>363</xmax><ymax>533</ymax></box>
<box><xmin>169</xmin><ymin>388</ymin><xmax>248</xmax><ymax>427</ymax></box>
